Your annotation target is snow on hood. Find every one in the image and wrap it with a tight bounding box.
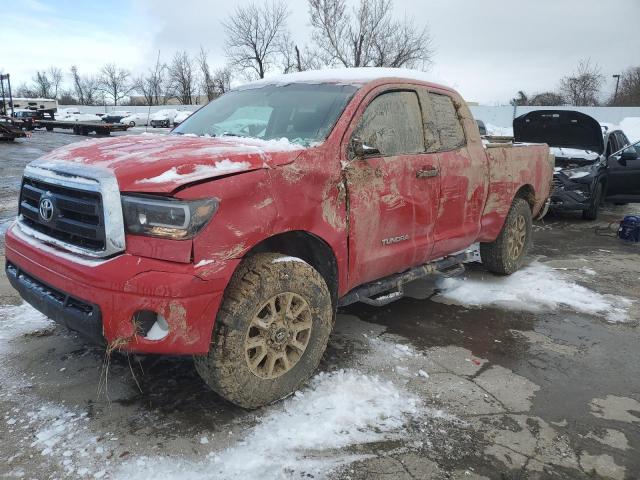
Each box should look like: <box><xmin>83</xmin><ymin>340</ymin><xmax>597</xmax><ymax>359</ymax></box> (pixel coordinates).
<box><xmin>513</xmin><ymin>110</ymin><xmax>604</xmax><ymax>155</ymax></box>
<box><xmin>549</xmin><ymin>147</ymin><xmax>600</xmax><ymax>161</ymax></box>
<box><xmin>35</xmin><ymin>135</ymin><xmax>304</xmax><ymax>193</ymax></box>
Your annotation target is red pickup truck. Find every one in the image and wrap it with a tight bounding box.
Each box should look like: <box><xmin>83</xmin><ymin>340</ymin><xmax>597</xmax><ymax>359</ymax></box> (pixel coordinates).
<box><xmin>6</xmin><ymin>69</ymin><xmax>553</xmax><ymax>408</ymax></box>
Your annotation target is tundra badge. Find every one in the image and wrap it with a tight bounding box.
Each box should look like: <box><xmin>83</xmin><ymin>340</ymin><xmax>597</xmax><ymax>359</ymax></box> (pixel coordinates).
<box><xmin>382</xmin><ymin>235</ymin><xmax>409</xmax><ymax>245</ymax></box>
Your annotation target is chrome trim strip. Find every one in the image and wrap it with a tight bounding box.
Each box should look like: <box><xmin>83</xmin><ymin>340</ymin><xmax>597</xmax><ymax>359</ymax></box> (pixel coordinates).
<box><xmin>19</xmin><ymin>160</ymin><xmax>125</xmax><ymax>258</ymax></box>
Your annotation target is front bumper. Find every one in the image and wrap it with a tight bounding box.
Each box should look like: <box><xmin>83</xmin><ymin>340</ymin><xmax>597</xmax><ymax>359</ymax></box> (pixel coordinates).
<box><xmin>549</xmin><ymin>174</ymin><xmax>594</xmax><ymax>211</ymax></box>
<box><xmin>5</xmin><ymin>224</ymin><xmax>240</xmax><ymax>354</ymax></box>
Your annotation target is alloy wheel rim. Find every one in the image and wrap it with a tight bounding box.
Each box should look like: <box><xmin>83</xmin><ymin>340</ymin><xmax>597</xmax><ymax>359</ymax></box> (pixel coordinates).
<box><xmin>244</xmin><ymin>292</ymin><xmax>312</xmax><ymax>379</ymax></box>
<box><xmin>507</xmin><ymin>214</ymin><xmax>527</xmax><ymax>259</ymax></box>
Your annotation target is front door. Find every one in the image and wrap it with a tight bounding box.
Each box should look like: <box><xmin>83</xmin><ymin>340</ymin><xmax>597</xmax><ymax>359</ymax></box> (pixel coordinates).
<box><xmin>607</xmin><ymin>140</ymin><xmax>640</xmax><ymax>201</ymax></box>
<box><xmin>343</xmin><ymin>88</ymin><xmax>441</xmax><ymax>289</ymax></box>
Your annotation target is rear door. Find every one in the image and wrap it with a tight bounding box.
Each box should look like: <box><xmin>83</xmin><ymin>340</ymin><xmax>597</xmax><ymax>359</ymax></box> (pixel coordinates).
<box><xmin>427</xmin><ymin>91</ymin><xmax>488</xmax><ymax>258</ymax></box>
<box><xmin>344</xmin><ymin>87</ymin><xmax>441</xmax><ymax>288</ymax></box>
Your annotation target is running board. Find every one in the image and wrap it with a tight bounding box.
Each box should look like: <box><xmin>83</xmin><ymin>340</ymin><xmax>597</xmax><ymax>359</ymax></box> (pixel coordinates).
<box><xmin>337</xmin><ymin>249</ymin><xmax>475</xmax><ymax>308</ymax></box>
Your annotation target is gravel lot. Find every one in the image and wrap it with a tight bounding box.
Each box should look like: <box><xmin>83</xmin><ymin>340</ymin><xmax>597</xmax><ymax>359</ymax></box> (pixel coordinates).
<box><xmin>1</xmin><ymin>129</ymin><xmax>639</xmax><ymax>480</ymax></box>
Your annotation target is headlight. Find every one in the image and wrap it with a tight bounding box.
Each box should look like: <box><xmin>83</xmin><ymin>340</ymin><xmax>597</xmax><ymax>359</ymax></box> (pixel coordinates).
<box><xmin>121</xmin><ymin>195</ymin><xmax>218</xmax><ymax>240</ymax></box>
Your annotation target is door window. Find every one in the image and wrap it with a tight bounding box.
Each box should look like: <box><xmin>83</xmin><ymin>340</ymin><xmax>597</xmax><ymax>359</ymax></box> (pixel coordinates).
<box><xmin>352</xmin><ymin>91</ymin><xmax>425</xmax><ymax>156</ymax></box>
<box><xmin>615</xmin><ymin>131</ymin><xmax>630</xmax><ymax>151</ymax></box>
<box><xmin>428</xmin><ymin>93</ymin><xmax>466</xmax><ymax>151</ymax></box>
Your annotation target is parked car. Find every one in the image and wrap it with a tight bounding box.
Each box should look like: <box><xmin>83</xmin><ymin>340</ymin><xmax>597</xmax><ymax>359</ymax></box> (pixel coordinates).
<box><xmin>12</xmin><ymin>109</ymin><xmax>40</xmax><ymax>130</ymax></box>
<box><xmin>101</xmin><ymin>111</ymin><xmax>132</xmax><ymax>124</ymax></box>
<box><xmin>120</xmin><ymin>112</ymin><xmax>151</xmax><ymax>127</ymax></box>
<box><xmin>514</xmin><ymin>110</ymin><xmax>638</xmax><ymax>219</ymax></box>
<box><xmin>150</xmin><ymin>109</ymin><xmax>179</xmax><ymax>128</ymax></box>
<box><xmin>6</xmin><ymin>69</ymin><xmax>553</xmax><ymax>408</ymax></box>
<box><xmin>172</xmin><ymin>110</ymin><xmax>193</xmax><ymax>126</ymax></box>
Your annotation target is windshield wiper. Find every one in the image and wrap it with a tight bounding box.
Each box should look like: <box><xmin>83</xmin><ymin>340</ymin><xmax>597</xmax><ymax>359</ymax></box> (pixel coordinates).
<box><xmin>221</xmin><ymin>132</ymin><xmax>246</xmax><ymax>138</ymax></box>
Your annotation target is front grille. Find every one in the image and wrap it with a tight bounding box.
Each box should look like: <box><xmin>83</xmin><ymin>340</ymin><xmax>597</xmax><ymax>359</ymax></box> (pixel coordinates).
<box><xmin>19</xmin><ymin>177</ymin><xmax>106</xmax><ymax>251</ymax></box>
<box><xmin>552</xmin><ymin>176</ymin><xmax>563</xmax><ymax>191</ymax></box>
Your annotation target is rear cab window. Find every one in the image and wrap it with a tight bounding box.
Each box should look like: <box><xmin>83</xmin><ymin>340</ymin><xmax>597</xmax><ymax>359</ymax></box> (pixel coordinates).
<box><xmin>428</xmin><ymin>93</ymin><xmax>466</xmax><ymax>151</ymax></box>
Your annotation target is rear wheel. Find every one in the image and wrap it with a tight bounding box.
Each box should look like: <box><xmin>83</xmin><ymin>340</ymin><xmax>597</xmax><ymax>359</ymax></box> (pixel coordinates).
<box><xmin>194</xmin><ymin>253</ymin><xmax>333</xmax><ymax>409</ymax></box>
<box><xmin>480</xmin><ymin>197</ymin><xmax>532</xmax><ymax>275</ymax></box>
<box><xmin>582</xmin><ymin>181</ymin><xmax>603</xmax><ymax>220</ymax></box>
<box><xmin>129</xmin><ymin>121</ymin><xmax>136</xmax><ymax>127</ymax></box>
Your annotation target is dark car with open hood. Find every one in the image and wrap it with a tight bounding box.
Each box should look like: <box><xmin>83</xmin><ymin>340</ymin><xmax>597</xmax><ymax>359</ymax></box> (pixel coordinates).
<box><xmin>514</xmin><ymin>110</ymin><xmax>640</xmax><ymax>220</ymax></box>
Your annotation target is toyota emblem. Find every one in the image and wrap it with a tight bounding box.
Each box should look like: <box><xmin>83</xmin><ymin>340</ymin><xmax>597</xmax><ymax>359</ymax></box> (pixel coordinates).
<box><xmin>39</xmin><ymin>197</ymin><xmax>54</xmax><ymax>222</ymax></box>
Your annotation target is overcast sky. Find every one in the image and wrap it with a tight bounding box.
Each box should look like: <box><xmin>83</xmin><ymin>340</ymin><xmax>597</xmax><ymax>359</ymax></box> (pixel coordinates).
<box><xmin>1</xmin><ymin>0</ymin><xmax>638</xmax><ymax>104</ymax></box>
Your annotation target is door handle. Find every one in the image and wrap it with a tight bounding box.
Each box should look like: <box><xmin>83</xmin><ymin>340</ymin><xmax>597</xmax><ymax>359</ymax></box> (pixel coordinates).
<box><xmin>416</xmin><ymin>167</ymin><xmax>439</xmax><ymax>178</ymax></box>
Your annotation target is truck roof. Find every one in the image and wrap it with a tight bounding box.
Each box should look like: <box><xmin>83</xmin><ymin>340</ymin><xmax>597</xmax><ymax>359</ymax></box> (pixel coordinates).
<box><xmin>236</xmin><ymin>67</ymin><xmax>453</xmax><ymax>92</ymax></box>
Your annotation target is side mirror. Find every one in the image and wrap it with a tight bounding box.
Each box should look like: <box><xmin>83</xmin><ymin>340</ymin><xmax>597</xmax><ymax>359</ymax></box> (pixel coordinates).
<box><xmin>351</xmin><ymin>137</ymin><xmax>380</xmax><ymax>158</ymax></box>
<box><xmin>620</xmin><ymin>147</ymin><xmax>639</xmax><ymax>161</ymax></box>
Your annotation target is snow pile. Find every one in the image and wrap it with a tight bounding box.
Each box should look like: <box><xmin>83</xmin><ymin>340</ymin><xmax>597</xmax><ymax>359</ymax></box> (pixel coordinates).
<box><xmin>620</xmin><ymin>117</ymin><xmax>640</xmax><ymax>143</ymax></box>
<box><xmin>0</xmin><ymin>217</ymin><xmax>15</xmax><ymax>236</ymax></box>
<box><xmin>216</xmin><ymin>136</ymin><xmax>305</xmax><ymax>152</ymax></box>
<box><xmin>0</xmin><ymin>303</ymin><xmax>53</xmax><ymax>352</ymax></box>
<box><xmin>434</xmin><ymin>262</ymin><xmax>632</xmax><ymax>323</ymax></box>
<box><xmin>136</xmin><ymin>160</ymin><xmax>252</xmax><ymax>184</ymax></box>
<box><xmin>115</xmin><ymin>370</ymin><xmax>418</xmax><ymax>480</ymax></box>
<box><xmin>5</xmin><ymin>401</ymin><xmax>111</xmax><ymax>478</ymax></box>
<box><xmin>485</xmin><ymin>123</ymin><xmax>513</xmax><ymax>137</ymax></box>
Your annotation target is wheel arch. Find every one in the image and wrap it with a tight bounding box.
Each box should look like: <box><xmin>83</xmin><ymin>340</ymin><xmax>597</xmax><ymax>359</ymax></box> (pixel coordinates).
<box><xmin>514</xmin><ymin>183</ymin><xmax>536</xmax><ymax>211</ymax></box>
<box><xmin>244</xmin><ymin>230</ymin><xmax>339</xmax><ymax>308</ymax></box>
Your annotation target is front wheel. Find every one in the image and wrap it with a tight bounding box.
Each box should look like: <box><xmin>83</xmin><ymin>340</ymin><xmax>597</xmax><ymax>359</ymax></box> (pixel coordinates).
<box><xmin>480</xmin><ymin>197</ymin><xmax>532</xmax><ymax>275</ymax></box>
<box><xmin>194</xmin><ymin>253</ymin><xmax>333</xmax><ymax>409</ymax></box>
<box><xmin>582</xmin><ymin>182</ymin><xmax>603</xmax><ymax>220</ymax></box>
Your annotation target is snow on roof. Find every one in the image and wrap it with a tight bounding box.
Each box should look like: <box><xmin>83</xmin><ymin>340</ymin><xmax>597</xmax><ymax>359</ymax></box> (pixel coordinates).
<box><xmin>237</xmin><ymin>67</ymin><xmax>446</xmax><ymax>90</ymax></box>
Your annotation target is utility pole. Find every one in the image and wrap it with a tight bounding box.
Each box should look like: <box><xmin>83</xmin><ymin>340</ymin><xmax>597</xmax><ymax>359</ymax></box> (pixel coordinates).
<box><xmin>612</xmin><ymin>74</ymin><xmax>621</xmax><ymax>104</ymax></box>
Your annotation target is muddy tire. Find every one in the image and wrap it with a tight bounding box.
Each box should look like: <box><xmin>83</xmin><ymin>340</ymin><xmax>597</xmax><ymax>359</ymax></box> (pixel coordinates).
<box><xmin>582</xmin><ymin>181</ymin><xmax>603</xmax><ymax>220</ymax></box>
<box><xmin>194</xmin><ymin>253</ymin><xmax>333</xmax><ymax>409</ymax></box>
<box><xmin>480</xmin><ymin>197</ymin><xmax>532</xmax><ymax>275</ymax></box>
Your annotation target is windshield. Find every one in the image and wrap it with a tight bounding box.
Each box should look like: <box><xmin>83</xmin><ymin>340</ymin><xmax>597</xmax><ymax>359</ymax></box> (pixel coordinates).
<box><xmin>173</xmin><ymin>83</ymin><xmax>358</xmax><ymax>146</ymax></box>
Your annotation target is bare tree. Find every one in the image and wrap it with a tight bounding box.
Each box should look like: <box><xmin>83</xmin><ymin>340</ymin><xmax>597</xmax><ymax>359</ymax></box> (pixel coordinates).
<box><xmin>278</xmin><ymin>31</ymin><xmax>321</xmax><ymax>73</ymax></box>
<box><xmin>71</xmin><ymin>66</ymin><xmax>100</xmax><ymax>105</ymax></box>
<box><xmin>98</xmin><ymin>63</ymin><xmax>132</xmax><ymax>105</ymax></box>
<box><xmin>223</xmin><ymin>0</ymin><xmax>289</xmax><ymax>79</ymax></box>
<box><xmin>510</xmin><ymin>91</ymin><xmax>529</xmax><ymax>106</ymax></box>
<box><xmin>58</xmin><ymin>90</ymin><xmax>78</xmax><ymax>105</ymax></box>
<box><xmin>308</xmin><ymin>0</ymin><xmax>432</xmax><ymax>69</ymax></box>
<box><xmin>49</xmin><ymin>67</ymin><xmax>63</xmax><ymax>99</ymax></box>
<box><xmin>529</xmin><ymin>91</ymin><xmax>565</xmax><ymax>106</ymax></box>
<box><xmin>16</xmin><ymin>83</ymin><xmax>38</xmax><ymax>98</ymax></box>
<box><xmin>136</xmin><ymin>52</ymin><xmax>167</xmax><ymax>105</ymax></box>
<box><xmin>32</xmin><ymin>71</ymin><xmax>52</xmax><ymax>98</ymax></box>
<box><xmin>213</xmin><ymin>66</ymin><xmax>232</xmax><ymax>95</ymax></box>
<box><xmin>167</xmin><ymin>51</ymin><xmax>196</xmax><ymax>104</ymax></box>
<box><xmin>197</xmin><ymin>47</ymin><xmax>216</xmax><ymax>102</ymax></box>
<box><xmin>610</xmin><ymin>66</ymin><xmax>640</xmax><ymax>106</ymax></box>
<box><xmin>559</xmin><ymin>59</ymin><xmax>604</xmax><ymax>106</ymax></box>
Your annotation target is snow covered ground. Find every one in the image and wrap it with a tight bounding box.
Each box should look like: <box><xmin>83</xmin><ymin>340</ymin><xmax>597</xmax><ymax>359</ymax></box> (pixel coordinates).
<box><xmin>434</xmin><ymin>262</ymin><xmax>633</xmax><ymax>323</ymax></box>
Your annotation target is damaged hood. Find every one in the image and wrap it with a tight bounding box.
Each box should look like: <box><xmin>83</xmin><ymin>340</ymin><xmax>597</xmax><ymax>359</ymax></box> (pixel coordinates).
<box><xmin>35</xmin><ymin>134</ymin><xmax>304</xmax><ymax>193</ymax></box>
<box><xmin>513</xmin><ymin>110</ymin><xmax>604</xmax><ymax>156</ymax></box>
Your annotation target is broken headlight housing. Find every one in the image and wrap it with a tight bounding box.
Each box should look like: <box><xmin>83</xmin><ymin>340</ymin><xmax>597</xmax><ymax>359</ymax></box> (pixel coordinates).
<box><xmin>121</xmin><ymin>195</ymin><xmax>218</xmax><ymax>240</ymax></box>
<box><xmin>561</xmin><ymin>166</ymin><xmax>593</xmax><ymax>180</ymax></box>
